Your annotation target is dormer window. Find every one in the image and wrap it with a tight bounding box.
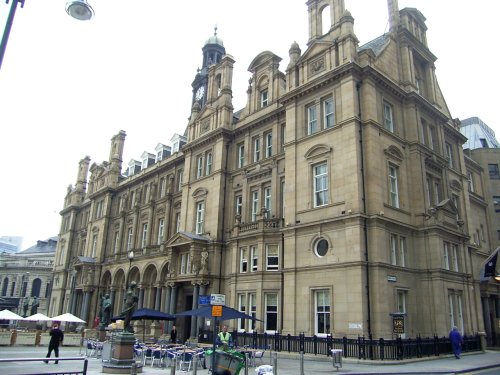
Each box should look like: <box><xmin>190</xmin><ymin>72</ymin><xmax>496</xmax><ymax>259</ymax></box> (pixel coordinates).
<box><xmin>156</xmin><ymin>151</ymin><xmax>163</xmax><ymax>162</ymax></box>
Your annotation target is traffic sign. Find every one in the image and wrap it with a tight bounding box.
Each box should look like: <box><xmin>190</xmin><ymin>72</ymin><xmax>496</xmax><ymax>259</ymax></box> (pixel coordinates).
<box><xmin>212</xmin><ymin>305</ymin><xmax>222</xmax><ymax>317</ymax></box>
<box><xmin>210</xmin><ymin>294</ymin><xmax>225</xmax><ymax>305</ymax></box>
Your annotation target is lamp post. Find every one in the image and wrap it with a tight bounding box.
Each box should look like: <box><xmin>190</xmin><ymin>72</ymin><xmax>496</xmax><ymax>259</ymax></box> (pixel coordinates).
<box><xmin>126</xmin><ymin>250</ymin><xmax>134</xmax><ymax>289</ymax></box>
<box><xmin>65</xmin><ymin>0</ymin><xmax>94</xmax><ymax>21</ymax></box>
<box><xmin>0</xmin><ymin>0</ymin><xmax>25</xmax><ymax>70</ymax></box>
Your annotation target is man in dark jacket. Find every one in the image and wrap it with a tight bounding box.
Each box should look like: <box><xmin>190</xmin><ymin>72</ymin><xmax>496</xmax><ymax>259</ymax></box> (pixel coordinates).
<box><xmin>449</xmin><ymin>326</ymin><xmax>464</xmax><ymax>359</ymax></box>
<box><xmin>45</xmin><ymin>323</ymin><xmax>64</xmax><ymax>364</ymax></box>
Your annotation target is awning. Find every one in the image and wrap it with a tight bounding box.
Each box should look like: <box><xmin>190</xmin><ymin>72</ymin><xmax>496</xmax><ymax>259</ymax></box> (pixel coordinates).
<box><xmin>480</xmin><ymin>247</ymin><xmax>499</xmax><ymax>282</ymax></box>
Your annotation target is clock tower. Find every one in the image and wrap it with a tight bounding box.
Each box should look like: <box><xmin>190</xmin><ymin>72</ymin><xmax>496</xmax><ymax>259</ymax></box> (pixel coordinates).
<box><xmin>192</xmin><ymin>26</ymin><xmax>226</xmax><ymax>108</ymax></box>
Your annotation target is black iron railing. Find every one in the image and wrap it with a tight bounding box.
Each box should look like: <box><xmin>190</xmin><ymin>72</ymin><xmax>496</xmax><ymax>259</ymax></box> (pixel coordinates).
<box><xmin>229</xmin><ymin>331</ymin><xmax>481</xmax><ymax>360</ymax></box>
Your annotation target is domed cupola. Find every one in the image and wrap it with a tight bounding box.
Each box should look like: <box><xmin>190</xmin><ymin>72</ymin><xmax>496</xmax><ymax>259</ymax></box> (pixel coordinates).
<box><xmin>201</xmin><ymin>26</ymin><xmax>226</xmax><ymax>68</ymax></box>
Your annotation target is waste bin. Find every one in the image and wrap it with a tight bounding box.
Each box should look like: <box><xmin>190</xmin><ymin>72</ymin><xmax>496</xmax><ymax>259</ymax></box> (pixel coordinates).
<box><xmin>331</xmin><ymin>349</ymin><xmax>342</xmax><ymax>370</ymax></box>
<box><xmin>206</xmin><ymin>349</ymin><xmax>245</xmax><ymax>375</ymax></box>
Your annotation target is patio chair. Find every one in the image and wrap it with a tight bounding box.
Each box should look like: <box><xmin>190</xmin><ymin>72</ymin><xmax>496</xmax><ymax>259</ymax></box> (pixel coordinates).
<box><xmin>253</xmin><ymin>350</ymin><xmax>265</xmax><ymax>366</ymax></box>
<box><xmin>85</xmin><ymin>341</ymin><xmax>96</xmax><ymax>358</ymax></box>
<box><xmin>178</xmin><ymin>351</ymin><xmax>194</xmax><ymax>372</ymax></box>
<box><xmin>164</xmin><ymin>350</ymin><xmax>178</xmax><ymax>368</ymax></box>
<box><xmin>151</xmin><ymin>349</ymin><xmax>162</xmax><ymax>367</ymax></box>
<box><xmin>142</xmin><ymin>348</ymin><xmax>153</xmax><ymax>366</ymax></box>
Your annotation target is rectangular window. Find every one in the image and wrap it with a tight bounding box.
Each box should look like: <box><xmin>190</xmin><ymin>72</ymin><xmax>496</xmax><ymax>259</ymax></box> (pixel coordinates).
<box><xmin>265</xmin><ymin>132</ymin><xmax>272</xmax><ymax>158</ymax></box>
<box><xmin>250</xmin><ymin>245</ymin><xmax>258</xmax><ymax>272</ymax></box>
<box><xmin>91</xmin><ymin>234</ymin><xmax>98</xmax><ymax>258</ymax></box>
<box><xmin>389</xmin><ymin>165</ymin><xmax>400</xmax><ymax>208</ymax></box>
<box><xmin>494</xmin><ymin>196</ymin><xmax>500</xmax><ymax>213</ymax></box>
<box><xmin>205</xmin><ymin>152</ymin><xmax>213</xmax><ymax>175</ymax></box>
<box><xmin>396</xmin><ymin>289</ymin><xmax>407</xmax><ymax>314</ymax></box>
<box><xmin>264</xmin><ymin>187</ymin><xmax>271</xmax><ymax>219</ymax></box>
<box><xmin>451</xmin><ymin>243</ymin><xmax>459</xmax><ymax>272</ymax></box>
<box><xmin>433</xmin><ymin>181</ymin><xmax>441</xmax><ymax>205</ymax></box>
<box><xmin>390</xmin><ymin>234</ymin><xmax>397</xmax><ymax>265</ymax></box>
<box><xmin>196</xmin><ymin>201</ymin><xmax>205</xmax><ymax>235</ymax></box>
<box><xmin>157</xmin><ymin>219</ymin><xmax>164</xmax><ymax>245</ymax></box>
<box><xmin>251</xmin><ymin>190</ymin><xmax>259</xmax><ymax>222</ymax></box>
<box><xmin>315</xmin><ymin>290</ymin><xmax>331</xmax><ymax>335</ymax></box>
<box><xmin>489</xmin><ymin>164</ymin><xmax>500</xmax><ymax>179</ymax></box>
<box><xmin>196</xmin><ymin>155</ymin><xmax>204</xmax><ymax>178</ymax></box>
<box><xmin>307</xmin><ymin>105</ymin><xmax>317</xmax><ymax>135</ymax></box>
<box><xmin>156</xmin><ymin>150</ymin><xmax>163</xmax><ymax>162</ymax></box>
<box><xmin>324</xmin><ymin>98</ymin><xmax>335</xmax><ymax>128</ymax></box>
<box><xmin>113</xmin><ymin>232</ymin><xmax>119</xmax><ymax>254</ymax></box>
<box><xmin>240</xmin><ymin>247</ymin><xmax>248</xmax><ymax>273</ymax></box>
<box><xmin>127</xmin><ymin>228</ymin><xmax>133</xmax><ymax>251</ymax></box>
<box><xmin>445</xmin><ymin>143</ymin><xmax>454</xmax><ymax>169</ymax></box>
<box><xmin>175</xmin><ymin>212</ymin><xmax>181</xmax><ymax>233</ymax></box>
<box><xmin>449</xmin><ymin>292</ymin><xmax>464</xmax><ymax>332</ymax></box>
<box><xmin>280</xmin><ymin>124</ymin><xmax>286</xmax><ymax>152</ymax></box>
<box><xmin>383</xmin><ymin>102</ymin><xmax>394</xmax><ymax>132</ymax></box>
<box><xmin>265</xmin><ymin>293</ymin><xmax>278</xmax><ymax>332</ymax></box>
<box><xmin>443</xmin><ymin>242</ymin><xmax>450</xmax><ymax>270</ymax></box>
<box><xmin>467</xmin><ymin>171</ymin><xmax>474</xmax><ymax>193</ymax></box>
<box><xmin>253</xmin><ymin>137</ymin><xmax>261</xmax><ymax>162</ymax></box>
<box><xmin>235</xmin><ymin>195</ymin><xmax>243</xmax><ymax>217</ymax></box>
<box><xmin>260</xmin><ymin>89</ymin><xmax>268</xmax><ymax>107</ymax></box>
<box><xmin>177</xmin><ymin>170</ymin><xmax>183</xmax><ymax>192</ymax></box>
<box><xmin>399</xmin><ymin>237</ymin><xmax>407</xmax><ymax>267</ymax></box>
<box><xmin>249</xmin><ymin>293</ymin><xmax>257</xmax><ymax>331</ymax></box>
<box><xmin>428</xmin><ymin>126</ymin><xmax>437</xmax><ymax>151</ymax></box>
<box><xmin>266</xmin><ymin>244</ymin><xmax>279</xmax><ymax>271</ymax></box>
<box><xmin>238</xmin><ymin>294</ymin><xmax>246</xmax><ymax>331</ymax></box>
<box><xmin>141</xmin><ymin>223</ymin><xmax>148</xmax><ymax>248</ymax></box>
<box><xmin>160</xmin><ymin>177</ymin><xmax>166</xmax><ymax>198</ymax></box>
<box><xmin>144</xmin><ymin>184</ymin><xmax>150</xmax><ymax>203</ymax></box>
<box><xmin>237</xmin><ymin>143</ymin><xmax>245</xmax><ymax>168</ymax></box>
<box><xmin>314</xmin><ymin>163</ymin><xmax>328</xmax><ymax>207</ymax></box>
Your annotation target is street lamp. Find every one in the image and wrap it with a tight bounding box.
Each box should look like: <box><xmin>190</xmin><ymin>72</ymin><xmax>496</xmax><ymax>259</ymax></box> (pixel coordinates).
<box><xmin>0</xmin><ymin>0</ymin><xmax>25</xmax><ymax>70</ymax></box>
<box><xmin>65</xmin><ymin>0</ymin><xmax>94</xmax><ymax>21</ymax></box>
<box><xmin>126</xmin><ymin>250</ymin><xmax>134</xmax><ymax>288</ymax></box>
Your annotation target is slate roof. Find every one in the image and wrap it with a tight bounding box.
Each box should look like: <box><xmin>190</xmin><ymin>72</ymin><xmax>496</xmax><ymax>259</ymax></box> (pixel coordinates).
<box><xmin>358</xmin><ymin>34</ymin><xmax>390</xmax><ymax>57</ymax></box>
<box><xmin>19</xmin><ymin>236</ymin><xmax>58</xmax><ymax>254</ymax></box>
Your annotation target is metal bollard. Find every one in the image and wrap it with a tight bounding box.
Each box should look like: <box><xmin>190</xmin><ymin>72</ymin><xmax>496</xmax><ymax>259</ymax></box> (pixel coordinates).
<box><xmin>170</xmin><ymin>355</ymin><xmax>176</xmax><ymax>375</ymax></box>
<box><xmin>272</xmin><ymin>352</ymin><xmax>278</xmax><ymax>375</ymax></box>
<box><xmin>130</xmin><ymin>362</ymin><xmax>137</xmax><ymax>375</ymax></box>
<box><xmin>300</xmin><ymin>351</ymin><xmax>304</xmax><ymax>375</ymax></box>
<box><xmin>244</xmin><ymin>352</ymin><xmax>249</xmax><ymax>375</ymax></box>
<box><xmin>193</xmin><ymin>356</ymin><xmax>198</xmax><ymax>375</ymax></box>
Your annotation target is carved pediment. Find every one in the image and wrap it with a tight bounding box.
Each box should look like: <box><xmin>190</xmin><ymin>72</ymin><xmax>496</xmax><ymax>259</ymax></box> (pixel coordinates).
<box><xmin>192</xmin><ymin>187</ymin><xmax>209</xmax><ymax>199</ymax></box>
<box><xmin>384</xmin><ymin>145</ymin><xmax>404</xmax><ymax>162</ymax></box>
<box><xmin>450</xmin><ymin>179</ymin><xmax>462</xmax><ymax>191</ymax></box>
<box><xmin>305</xmin><ymin>144</ymin><xmax>332</xmax><ymax>160</ymax></box>
<box><xmin>165</xmin><ymin>231</ymin><xmax>210</xmax><ymax>248</ymax></box>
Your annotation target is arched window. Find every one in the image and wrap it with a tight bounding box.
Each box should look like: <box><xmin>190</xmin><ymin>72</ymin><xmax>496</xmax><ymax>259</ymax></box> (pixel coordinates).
<box><xmin>31</xmin><ymin>278</ymin><xmax>42</xmax><ymax>297</ymax></box>
<box><xmin>1</xmin><ymin>277</ymin><xmax>8</xmax><ymax>296</ymax></box>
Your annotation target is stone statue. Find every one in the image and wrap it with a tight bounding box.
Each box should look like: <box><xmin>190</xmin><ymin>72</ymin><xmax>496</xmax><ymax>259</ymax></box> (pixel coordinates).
<box><xmin>200</xmin><ymin>251</ymin><xmax>209</xmax><ymax>273</ymax></box>
<box><xmin>101</xmin><ymin>294</ymin><xmax>112</xmax><ymax>327</ymax></box>
<box><xmin>120</xmin><ymin>282</ymin><xmax>138</xmax><ymax>332</ymax></box>
<box><xmin>23</xmin><ymin>298</ymin><xmax>29</xmax><ymax>317</ymax></box>
<box><xmin>30</xmin><ymin>296</ymin><xmax>39</xmax><ymax>315</ymax></box>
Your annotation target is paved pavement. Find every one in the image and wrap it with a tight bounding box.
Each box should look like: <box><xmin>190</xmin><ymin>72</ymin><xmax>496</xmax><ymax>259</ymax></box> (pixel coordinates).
<box><xmin>0</xmin><ymin>345</ymin><xmax>499</xmax><ymax>375</ymax></box>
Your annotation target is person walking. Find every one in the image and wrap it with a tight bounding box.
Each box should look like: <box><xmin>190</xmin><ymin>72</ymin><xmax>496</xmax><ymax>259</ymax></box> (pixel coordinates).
<box><xmin>45</xmin><ymin>323</ymin><xmax>64</xmax><ymax>364</ymax></box>
<box><xmin>449</xmin><ymin>326</ymin><xmax>464</xmax><ymax>359</ymax></box>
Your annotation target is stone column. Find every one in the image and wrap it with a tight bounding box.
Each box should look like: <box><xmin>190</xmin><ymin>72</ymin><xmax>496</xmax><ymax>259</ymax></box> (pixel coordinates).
<box><xmin>81</xmin><ymin>291</ymin><xmax>91</xmax><ymax>324</ymax></box>
<box><xmin>482</xmin><ymin>296</ymin><xmax>493</xmax><ymax>346</ymax></box>
<box><xmin>198</xmin><ymin>282</ymin><xmax>208</xmax><ymax>334</ymax></box>
<box><xmin>190</xmin><ymin>283</ymin><xmax>200</xmax><ymax>338</ymax></box>
<box><xmin>138</xmin><ymin>288</ymin><xmax>144</xmax><ymax>309</ymax></box>
<box><xmin>163</xmin><ymin>286</ymin><xmax>171</xmax><ymax>313</ymax></box>
<box><xmin>109</xmin><ymin>289</ymin><xmax>116</xmax><ymax>316</ymax></box>
<box><xmin>167</xmin><ymin>284</ymin><xmax>177</xmax><ymax>332</ymax></box>
<box><xmin>154</xmin><ymin>286</ymin><xmax>161</xmax><ymax>310</ymax></box>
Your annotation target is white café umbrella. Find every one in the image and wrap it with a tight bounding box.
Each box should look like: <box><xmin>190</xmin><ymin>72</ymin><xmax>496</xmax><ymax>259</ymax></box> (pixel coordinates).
<box><xmin>51</xmin><ymin>313</ymin><xmax>86</xmax><ymax>323</ymax></box>
<box><xmin>24</xmin><ymin>313</ymin><xmax>52</xmax><ymax>321</ymax></box>
<box><xmin>0</xmin><ymin>309</ymin><xmax>25</xmax><ymax>320</ymax></box>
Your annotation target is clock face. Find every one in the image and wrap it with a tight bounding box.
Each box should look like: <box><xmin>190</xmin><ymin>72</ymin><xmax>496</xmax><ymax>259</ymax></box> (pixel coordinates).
<box><xmin>195</xmin><ymin>86</ymin><xmax>205</xmax><ymax>101</ymax></box>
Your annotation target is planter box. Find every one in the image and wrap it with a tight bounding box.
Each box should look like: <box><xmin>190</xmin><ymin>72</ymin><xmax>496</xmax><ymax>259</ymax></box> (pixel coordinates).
<box><xmin>0</xmin><ymin>332</ymin><xmax>12</xmax><ymax>345</ymax></box>
<box><xmin>16</xmin><ymin>332</ymin><xmax>36</xmax><ymax>345</ymax></box>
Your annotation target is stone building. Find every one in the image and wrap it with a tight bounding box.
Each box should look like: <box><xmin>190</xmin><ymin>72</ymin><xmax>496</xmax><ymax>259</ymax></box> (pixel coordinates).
<box><xmin>50</xmin><ymin>0</ymin><xmax>499</xmax><ymax>342</ymax></box>
<box><xmin>0</xmin><ymin>238</ymin><xmax>57</xmax><ymax>317</ymax></box>
<box><xmin>460</xmin><ymin>117</ymin><xmax>500</xmax><ymax>346</ymax></box>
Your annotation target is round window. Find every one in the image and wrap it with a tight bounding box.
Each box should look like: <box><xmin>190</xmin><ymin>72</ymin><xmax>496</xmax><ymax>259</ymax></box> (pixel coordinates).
<box><xmin>314</xmin><ymin>239</ymin><xmax>329</xmax><ymax>257</ymax></box>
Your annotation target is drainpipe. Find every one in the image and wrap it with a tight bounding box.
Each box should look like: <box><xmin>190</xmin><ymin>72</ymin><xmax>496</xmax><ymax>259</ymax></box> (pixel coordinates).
<box><xmin>356</xmin><ymin>81</ymin><xmax>373</xmax><ymax>341</ymax></box>
<box><xmin>218</xmin><ymin>142</ymin><xmax>230</xmax><ymax>293</ymax></box>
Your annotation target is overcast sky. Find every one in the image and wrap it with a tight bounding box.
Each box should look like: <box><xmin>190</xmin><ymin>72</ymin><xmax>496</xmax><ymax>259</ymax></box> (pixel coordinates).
<box><xmin>1</xmin><ymin>0</ymin><xmax>498</xmax><ymax>250</ymax></box>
